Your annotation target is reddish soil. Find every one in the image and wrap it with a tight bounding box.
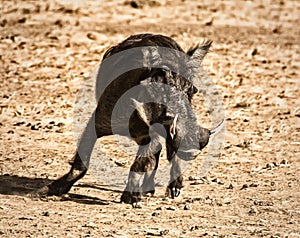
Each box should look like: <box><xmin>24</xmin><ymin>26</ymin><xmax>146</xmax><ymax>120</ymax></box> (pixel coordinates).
<box><xmin>0</xmin><ymin>0</ymin><xmax>299</xmax><ymax>237</ymax></box>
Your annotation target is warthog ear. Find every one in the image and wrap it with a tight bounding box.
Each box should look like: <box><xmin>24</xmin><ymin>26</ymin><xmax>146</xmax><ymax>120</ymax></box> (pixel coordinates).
<box><xmin>187</xmin><ymin>40</ymin><xmax>212</xmax><ymax>65</ymax></box>
<box><xmin>131</xmin><ymin>99</ymin><xmax>151</xmax><ymax>126</ymax></box>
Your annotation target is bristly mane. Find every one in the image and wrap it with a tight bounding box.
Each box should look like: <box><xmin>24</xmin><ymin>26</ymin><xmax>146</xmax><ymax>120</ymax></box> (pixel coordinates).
<box><xmin>187</xmin><ymin>40</ymin><xmax>213</xmax><ymax>57</ymax></box>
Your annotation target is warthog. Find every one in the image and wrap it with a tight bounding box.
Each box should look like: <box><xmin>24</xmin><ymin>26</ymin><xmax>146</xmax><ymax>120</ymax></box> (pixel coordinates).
<box><xmin>39</xmin><ymin>33</ymin><xmax>224</xmax><ymax>205</ymax></box>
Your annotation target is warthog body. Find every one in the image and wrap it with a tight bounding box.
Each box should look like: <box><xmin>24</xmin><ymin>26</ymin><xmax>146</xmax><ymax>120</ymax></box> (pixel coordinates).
<box><xmin>40</xmin><ymin>33</ymin><xmax>224</xmax><ymax>205</ymax></box>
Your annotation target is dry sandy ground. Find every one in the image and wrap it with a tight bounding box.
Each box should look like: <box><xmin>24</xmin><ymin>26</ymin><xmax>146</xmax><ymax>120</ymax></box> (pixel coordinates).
<box><xmin>0</xmin><ymin>0</ymin><xmax>299</xmax><ymax>237</ymax></box>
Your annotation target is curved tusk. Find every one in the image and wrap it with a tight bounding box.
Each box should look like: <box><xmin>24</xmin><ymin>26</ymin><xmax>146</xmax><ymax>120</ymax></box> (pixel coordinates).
<box><xmin>173</xmin><ymin>114</ymin><xmax>179</xmax><ymax>135</ymax></box>
<box><xmin>209</xmin><ymin>119</ymin><xmax>226</xmax><ymax>138</ymax></box>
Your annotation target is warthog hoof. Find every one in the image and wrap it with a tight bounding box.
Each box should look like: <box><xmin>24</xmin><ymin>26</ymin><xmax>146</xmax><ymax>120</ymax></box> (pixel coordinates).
<box><xmin>169</xmin><ymin>187</ymin><xmax>181</xmax><ymax>198</ymax></box>
<box><xmin>120</xmin><ymin>191</ymin><xmax>141</xmax><ymax>206</ymax></box>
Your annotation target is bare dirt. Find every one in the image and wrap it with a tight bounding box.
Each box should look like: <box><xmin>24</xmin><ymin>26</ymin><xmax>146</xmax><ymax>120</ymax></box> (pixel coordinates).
<box><xmin>0</xmin><ymin>0</ymin><xmax>299</xmax><ymax>237</ymax></box>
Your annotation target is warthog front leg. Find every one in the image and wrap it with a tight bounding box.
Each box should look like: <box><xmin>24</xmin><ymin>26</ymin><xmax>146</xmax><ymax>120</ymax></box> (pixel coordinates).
<box><xmin>166</xmin><ymin>133</ymin><xmax>183</xmax><ymax>199</ymax></box>
<box><xmin>141</xmin><ymin>145</ymin><xmax>161</xmax><ymax>195</ymax></box>
<box><xmin>168</xmin><ymin>156</ymin><xmax>183</xmax><ymax>198</ymax></box>
<box><xmin>121</xmin><ymin>138</ymin><xmax>162</xmax><ymax>205</ymax></box>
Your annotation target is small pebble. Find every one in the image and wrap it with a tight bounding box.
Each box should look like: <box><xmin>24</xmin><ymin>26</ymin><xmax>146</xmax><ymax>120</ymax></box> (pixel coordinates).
<box><xmin>42</xmin><ymin>211</ymin><xmax>49</xmax><ymax>216</ymax></box>
<box><xmin>18</xmin><ymin>18</ymin><xmax>26</xmax><ymax>23</ymax></box>
<box><xmin>56</xmin><ymin>122</ymin><xmax>65</xmax><ymax>127</ymax></box>
<box><xmin>188</xmin><ymin>175</ymin><xmax>200</xmax><ymax>181</ymax></box>
<box><xmin>160</xmin><ymin>229</ymin><xmax>169</xmax><ymax>236</ymax></box>
<box><xmin>270</xmin><ymin>181</ymin><xmax>275</xmax><ymax>186</ymax></box>
<box><xmin>190</xmin><ymin>179</ymin><xmax>205</xmax><ymax>185</ymax></box>
<box><xmin>204</xmin><ymin>198</ymin><xmax>213</xmax><ymax>204</ymax></box>
<box><xmin>280</xmin><ymin>159</ymin><xmax>288</xmax><ymax>165</ymax></box>
<box><xmin>211</xmin><ymin>178</ymin><xmax>223</xmax><ymax>185</ymax></box>
<box><xmin>166</xmin><ymin>206</ymin><xmax>176</xmax><ymax>211</ymax></box>
<box><xmin>249</xmin><ymin>182</ymin><xmax>259</xmax><ymax>187</ymax></box>
<box><xmin>129</xmin><ymin>1</ymin><xmax>139</xmax><ymax>8</ymax></box>
<box><xmin>87</xmin><ymin>32</ymin><xmax>97</xmax><ymax>41</ymax></box>
<box><xmin>249</xmin><ymin>206</ymin><xmax>257</xmax><ymax>214</ymax></box>
<box><xmin>251</xmin><ymin>48</ymin><xmax>258</xmax><ymax>56</ymax></box>
<box><xmin>266</xmin><ymin>163</ymin><xmax>275</xmax><ymax>169</ymax></box>
<box><xmin>241</xmin><ymin>184</ymin><xmax>249</xmax><ymax>190</ymax></box>
<box><xmin>227</xmin><ymin>184</ymin><xmax>234</xmax><ymax>189</ymax></box>
<box><xmin>13</xmin><ymin>121</ymin><xmax>25</xmax><ymax>126</ymax></box>
<box><xmin>83</xmin><ymin>221</ymin><xmax>95</xmax><ymax>228</ymax></box>
<box><xmin>184</xmin><ymin>204</ymin><xmax>192</xmax><ymax>210</ymax></box>
<box><xmin>133</xmin><ymin>202</ymin><xmax>143</xmax><ymax>209</ymax></box>
<box><xmin>31</xmin><ymin>125</ymin><xmax>39</xmax><ymax>130</ymax></box>
<box><xmin>190</xmin><ymin>225</ymin><xmax>201</xmax><ymax>231</ymax></box>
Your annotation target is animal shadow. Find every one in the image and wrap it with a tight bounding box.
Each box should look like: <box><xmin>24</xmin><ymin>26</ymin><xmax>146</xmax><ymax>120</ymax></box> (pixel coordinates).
<box><xmin>0</xmin><ymin>174</ymin><xmax>119</xmax><ymax>205</ymax></box>
<box><xmin>0</xmin><ymin>174</ymin><xmax>52</xmax><ymax>196</ymax></box>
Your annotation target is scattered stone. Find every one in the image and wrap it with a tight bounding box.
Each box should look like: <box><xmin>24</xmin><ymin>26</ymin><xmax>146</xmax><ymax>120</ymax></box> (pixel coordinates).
<box><xmin>241</xmin><ymin>184</ymin><xmax>249</xmax><ymax>190</ymax></box>
<box><xmin>146</xmin><ymin>228</ymin><xmax>169</xmax><ymax>236</ymax></box>
<box><xmin>166</xmin><ymin>206</ymin><xmax>176</xmax><ymax>211</ymax></box>
<box><xmin>233</xmin><ymin>102</ymin><xmax>249</xmax><ymax>108</ymax></box>
<box><xmin>41</xmin><ymin>211</ymin><xmax>49</xmax><ymax>216</ymax></box>
<box><xmin>190</xmin><ymin>225</ymin><xmax>201</xmax><ymax>231</ymax></box>
<box><xmin>83</xmin><ymin>221</ymin><xmax>96</xmax><ymax>228</ymax></box>
<box><xmin>45</xmin><ymin>125</ymin><xmax>53</xmax><ymax>129</ymax></box>
<box><xmin>13</xmin><ymin>121</ymin><xmax>25</xmax><ymax>126</ymax></box>
<box><xmin>188</xmin><ymin>175</ymin><xmax>200</xmax><ymax>181</ymax></box>
<box><xmin>249</xmin><ymin>206</ymin><xmax>257</xmax><ymax>214</ymax></box>
<box><xmin>270</xmin><ymin>181</ymin><xmax>275</xmax><ymax>186</ymax></box>
<box><xmin>266</xmin><ymin>163</ymin><xmax>275</xmax><ymax>169</ymax></box>
<box><xmin>18</xmin><ymin>18</ymin><xmax>26</xmax><ymax>24</ymax></box>
<box><xmin>19</xmin><ymin>216</ymin><xmax>35</xmax><ymax>220</ymax></box>
<box><xmin>87</xmin><ymin>32</ymin><xmax>97</xmax><ymax>41</ymax></box>
<box><xmin>184</xmin><ymin>204</ymin><xmax>192</xmax><ymax>210</ymax></box>
<box><xmin>249</xmin><ymin>182</ymin><xmax>259</xmax><ymax>187</ymax></box>
<box><xmin>272</xmin><ymin>27</ymin><xmax>281</xmax><ymax>34</ymax></box>
<box><xmin>128</xmin><ymin>0</ymin><xmax>139</xmax><ymax>8</ymax></box>
<box><xmin>132</xmin><ymin>202</ymin><xmax>143</xmax><ymax>209</ymax></box>
<box><xmin>211</xmin><ymin>178</ymin><xmax>223</xmax><ymax>185</ymax></box>
<box><xmin>254</xmin><ymin>200</ymin><xmax>273</xmax><ymax>206</ymax></box>
<box><xmin>114</xmin><ymin>161</ymin><xmax>127</xmax><ymax>167</ymax></box>
<box><xmin>224</xmin><ymin>198</ymin><xmax>231</xmax><ymax>205</ymax></box>
<box><xmin>54</xmin><ymin>19</ymin><xmax>63</xmax><ymax>27</ymax></box>
<box><xmin>204</xmin><ymin>196</ymin><xmax>213</xmax><ymax>204</ymax></box>
<box><xmin>31</xmin><ymin>125</ymin><xmax>39</xmax><ymax>130</ymax></box>
<box><xmin>191</xmin><ymin>177</ymin><xmax>209</xmax><ymax>185</ymax></box>
<box><xmin>190</xmin><ymin>179</ymin><xmax>205</xmax><ymax>185</ymax></box>
<box><xmin>235</xmin><ymin>141</ymin><xmax>250</xmax><ymax>149</ymax></box>
<box><xmin>251</xmin><ymin>48</ymin><xmax>258</xmax><ymax>56</ymax></box>
<box><xmin>227</xmin><ymin>184</ymin><xmax>234</xmax><ymax>189</ymax></box>
<box><xmin>152</xmin><ymin>212</ymin><xmax>159</xmax><ymax>216</ymax></box>
<box><xmin>160</xmin><ymin>229</ymin><xmax>169</xmax><ymax>236</ymax></box>
<box><xmin>56</xmin><ymin>122</ymin><xmax>65</xmax><ymax>127</ymax></box>
<box><xmin>204</xmin><ymin>17</ymin><xmax>214</xmax><ymax>26</ymax></box>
